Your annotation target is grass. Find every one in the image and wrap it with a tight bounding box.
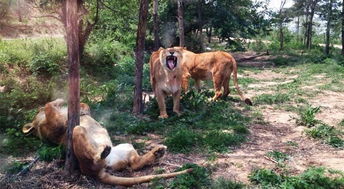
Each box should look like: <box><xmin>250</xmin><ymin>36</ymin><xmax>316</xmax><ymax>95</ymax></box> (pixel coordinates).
<box><xmin>296</xmin><ymin>106</ymin><xmax>320</xmax><ymax>127</ymax></box>
<box><xmin>253</xmin><ymin>93</ymin><xmax>290</xmax><ymax>105</ymax></box>
<box><xmin>249</xmin><ymin>167</ymin><xmax>344</xmax><ymax>189</ymax></box>
<box><xmin>266</xmin><ymin>150</ymin><xmax>289</xmax><ymax>163</ymax></box>
<box><xmin>306</xmin><ymin>124</ymin><xmax>344</xmax><ymax>148</ymax></box>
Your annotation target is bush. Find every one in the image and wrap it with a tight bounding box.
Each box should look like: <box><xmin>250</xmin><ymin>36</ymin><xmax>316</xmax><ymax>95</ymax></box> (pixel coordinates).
<box><xmin>211</xmin><ymin>177</ymin><xmax>246</xmax><ymax>189</ymax></box>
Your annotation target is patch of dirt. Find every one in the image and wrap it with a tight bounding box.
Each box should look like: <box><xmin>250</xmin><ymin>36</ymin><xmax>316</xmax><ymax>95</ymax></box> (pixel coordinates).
<box><xmin>309</xmin><ymin>90</ymin><xmax>344</xmax><ymax>126</ymax></box>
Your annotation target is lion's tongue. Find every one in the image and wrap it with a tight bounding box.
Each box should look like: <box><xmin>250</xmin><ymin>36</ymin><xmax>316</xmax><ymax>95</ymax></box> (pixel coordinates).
<box><xmin>168</xmin><ymin>60</ymin><xmax>175</xmax><ymax>69</ymax></box>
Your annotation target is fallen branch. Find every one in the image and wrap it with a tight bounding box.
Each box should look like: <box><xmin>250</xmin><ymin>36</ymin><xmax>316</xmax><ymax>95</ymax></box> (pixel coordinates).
<box><xmin>263</xmin><ymin>155</ymin><xmax>278</xmax><ymax>164</ymax></box>
<box><xmin>16</xmin><ymin>156</ymin><xmax>40</xmax><ymax>177</ymax></box>
<box><xmin>236</xmin><ymin>51</ymin><xmax>269</xmax><ymax>62</ymax></box>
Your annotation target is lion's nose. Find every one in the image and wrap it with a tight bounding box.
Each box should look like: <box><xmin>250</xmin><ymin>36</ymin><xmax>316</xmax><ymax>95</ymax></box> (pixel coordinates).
<box><xmin>169</xmin><ymin>51</ymin><xmax>175</xmax><ymax>55</ymax></box>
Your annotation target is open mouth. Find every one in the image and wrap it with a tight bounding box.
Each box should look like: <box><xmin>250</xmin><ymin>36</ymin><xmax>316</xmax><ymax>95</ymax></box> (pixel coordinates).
<box><xmin>166</xmin><ymin>55</ymin><xmax>177</xmax><ymax>70</ymax></box>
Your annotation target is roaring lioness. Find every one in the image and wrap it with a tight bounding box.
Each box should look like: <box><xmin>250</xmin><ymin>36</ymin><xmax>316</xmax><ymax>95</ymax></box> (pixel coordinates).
<box><xmin>149</xmin><ymin>47</ymin><xmax>184</xmax><ymax>118</ymax></box>
<box><xmin>22</xmin><ymin>99</ymin><xmax>191</xmax><ymax>186</ymax></box>
<box><xmin>180</xmin><ymin>49</ymin><xmax>252</xmax><ymax>105</ymax></box>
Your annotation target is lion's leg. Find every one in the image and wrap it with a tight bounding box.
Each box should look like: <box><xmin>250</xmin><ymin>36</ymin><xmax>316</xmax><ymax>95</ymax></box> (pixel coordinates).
<box><xmin>172</xmin><ymin>90</ymin><xmax>181</xmax><ymax>116</ymax></box>
<box><xmin>73</xmin><ymin>126</ymin><xmax>109</xmax><ymax>166</ymax></box>
<box><xmin>222</xmin><ymin>75</ymin><xmax>230</xmax><ymax>97</ymax></box>
<box><xmin>129</xmin><ymin>146</ymin><xmax>166</xmax><ymax>171</ymax></box>
<box><xmin>156</xmin><ymin>90</ymin><xmax>168</xmax><ymax>118</ymax></box>
<box><xmin>44</xmin><ymin>99</ymin><xmax>65</xmax><ymax>121</ymax></box>
<box><xmin>181</xmin><ymin>72</ymin><xmax>191</xmax><ymax>92</ymax></box>
<box><xmin>195</xmin><ymin>79</ymin><xmax>201</xmax><ymax>92</ymax></box>
<box><xmin>212</xmin><ymin>74</ymin><xmax>223</xmax><ymax>101</ymax></box>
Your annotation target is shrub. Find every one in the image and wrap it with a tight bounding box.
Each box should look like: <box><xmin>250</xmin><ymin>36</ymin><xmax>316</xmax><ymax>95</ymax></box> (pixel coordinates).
<box><xmin>211</xmin><ymin>177</ymin><xmax>246</xmax><ymax>189</ymax></box>
<box><xmin>5</xmin><ymin>161</ymin><xmax>29</xmax><ymax>174</ymax></box>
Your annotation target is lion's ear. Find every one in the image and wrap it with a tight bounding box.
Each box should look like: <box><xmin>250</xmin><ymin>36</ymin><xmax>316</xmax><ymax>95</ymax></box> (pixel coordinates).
<box><xmin>158</xmin><ymin>47</ymin><xmax>164</xmax><ymax>51</ymax></box>
<box><xmin>22</xmin><ymin>123</ymin><xmax>35</xmax><ymax>134</ymax></box>
<box><xmin>183</xmin><ymin>47</ymin><xmax>187</xmax><ymax>50</ymax></box>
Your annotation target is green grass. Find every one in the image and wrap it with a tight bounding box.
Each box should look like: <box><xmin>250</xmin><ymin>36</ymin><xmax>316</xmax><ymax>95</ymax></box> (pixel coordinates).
<box><xmin>266</xmin><ymin>150</ymin><xmax>289</xmax><ymax>163</ymax></box>
<box><xmin>296</xmin><ymin>106</ymin><xmax>321</xmax><ymax>127</ymax></box>
<box><xmin>306</xmin><ymin>124</ymin><xmax>344</xmax><ymax>148</ymax></box>
<box><xmin>253</xmin><ymin>93</ymin><xmax>290</xmax><ymax>105</ymax></box>
<box><xmin>250</xmin><ymin>167</ymin><xmax>344</xmax><ymax>189</ymax></box>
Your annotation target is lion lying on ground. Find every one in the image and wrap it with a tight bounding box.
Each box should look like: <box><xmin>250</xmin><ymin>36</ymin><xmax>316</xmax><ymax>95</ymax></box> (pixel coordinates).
<box><xmin>180</xmin><ymin>48</ymin><xmax>252</xmax><ymax>105</ymax></box>
<box><xmin>22</xmin><ymin>99</ymin><xmax>191</xmax><ymax>186</ymax></box>
<box><xmin>149</xmin><ymin>47</ymin><xmax>185</xmax><ymax>118</ymax></box>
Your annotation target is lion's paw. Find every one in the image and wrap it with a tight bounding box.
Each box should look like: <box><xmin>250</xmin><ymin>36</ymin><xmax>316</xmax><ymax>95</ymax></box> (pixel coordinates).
<box><xmin>152</xmin><ymin>145</ymin><xmax>167</xmax><ymax>159</ymax></box>
<box><xmin>158</xmin><ymin>114</ymin><xmax>168</xmax><ymax>119</ymax></box>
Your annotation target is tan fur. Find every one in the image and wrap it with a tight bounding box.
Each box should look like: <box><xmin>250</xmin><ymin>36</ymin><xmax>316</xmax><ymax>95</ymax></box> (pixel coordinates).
<box><xmin>180</xmin><ymin>49</ymin><xmax>252</xmax><ymax>105</ymax></box>
<box><xmin>22</xmin><ymin>99</ymin><xmax>191</xmax><ymax>186</ymax></box>
<box><xmin>149</xmin><ymin>47</ymin><xmax>185</xmax><ymax>118</ymax></box>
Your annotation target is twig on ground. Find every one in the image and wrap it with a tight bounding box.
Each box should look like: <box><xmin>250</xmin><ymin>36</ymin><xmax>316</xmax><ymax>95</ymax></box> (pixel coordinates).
<box><xmin>16</xmin><ymin>156</ymin><xmax>40</xmax><ymax>177</ymax></box>
<box><xmin>263</xmin><ymin>155</ymin><xmax>278</xmax><ymax>164</ymax></box>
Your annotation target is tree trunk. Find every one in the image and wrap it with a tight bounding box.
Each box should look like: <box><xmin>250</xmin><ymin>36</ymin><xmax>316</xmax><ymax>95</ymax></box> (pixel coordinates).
<box><xmin>177</xmin><ymin>0</ymin><xmax>185</xmax><ymax>47</ymax></box>
<box><xmin>325</xmin><ymin>0</ymin><xmax>333</xmax><ymax>55</ymax></box>
<box><xmin>153</xmin><ymin>0</ymin><xmax>160</xmax><ymax>50</ymax></box>
<box><xmin>296</xmin><ymin>16</ymin><xmax>300</xmax><ymax>41</ymax></box>
<box><xmin>197</xmin><ymin>0</ymin><xmax>203</xmax><ymax>49</ymax></box>
<box><xmin>207</xmin><ymin>26</ymin><xmax>212</xmax><ymax>43</ymax></box>
<box><xmin>64</xmin><ymin>0</ymin><xmax>81</xmax><ymax>174</ymax></box>
<box><xmin>278</xmin><ymin>0</ymin><xmax>286</xmax><ymax>51</ymax></box>
<box><xmin>133</xmin><ymin>0</ymin><xmax>149</xmax><ymax>114</ymax></box>
<box><xmin>342</xmin><ymin>0</ymin><xmax>344</xmax><ymax>54</ymax></box>
<box><xmin>306</xmin><ymin>0</ymin><xmax>318</xmax><ymax>49</ymax></box>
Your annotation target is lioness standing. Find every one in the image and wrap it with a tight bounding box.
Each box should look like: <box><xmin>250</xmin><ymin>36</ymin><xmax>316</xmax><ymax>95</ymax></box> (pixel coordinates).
<box><xmin>180</xmin><ymin>49</ymin><xmax>252</xmax><ymax>105</ymax></box>
<box><xmin>149</xmin><ymin>47</ymin><xmax>184</xmax><ymax>118</ymax></box>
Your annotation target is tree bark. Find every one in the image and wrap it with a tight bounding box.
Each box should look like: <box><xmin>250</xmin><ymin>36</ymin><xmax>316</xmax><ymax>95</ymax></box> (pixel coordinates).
<box><xmin>153</xmin><ymin>0</ymin><xmax>160</xmax><ymax>50</ymax></box>
<box><xmin>306</xmin><ymin>0</ymin><xmax>318</xmax><ymax>49</ymax></box>
<box><xmin>133</xmin><ymin>0</ymin><xmax>149</xmax><ymax>114</ymax></box>
<box><xmin>207</xmin><ymin>26</ymin><xmax>212</xmax><ymax>43</ymax></box>
<box><xmin>278</xmin><ymin>0</ymin><xmax>286</xmax><ymax>51</ymax></box>
<box><xmin>177</xmin><ymin>0</ymin><xmax>185</xmax><ymax>47</ymax></box>
<box><xmin>325</xmin><ymin>0</ymin><xmax>333</xmax><ymax>55</ymax></box>
<box><xmin>342</xmin><ymin>0</ymin><xmax>344</xmax><ymax>54</ymax></box>
<box><xmin>64</xmin><ymin>0</ymin><xmax>81</xmax><ymax>174</ymax></box>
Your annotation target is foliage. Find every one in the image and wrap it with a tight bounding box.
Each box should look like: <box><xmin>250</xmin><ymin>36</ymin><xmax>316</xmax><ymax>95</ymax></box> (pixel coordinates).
<box><xmin>296</xmin><ymin>106</ymin><xmax>321</xmax><ymax>127</ymax></box>
<box><xmin>5</xmin><ymin>161</ymin><xmax>29</xmax><ymax>174</ymax></box>
<box><xmin>38</xmin><ymin>144</ymin><xmax>64</xmax><ymax>162</ymax></box>
<box><xmin>266</xmin><ymin>150</ymin><xmax>289</xmax><ymax>163</ymax></box>
<box><xmin>211</xmin><ymin>177</ymin><xmax>246</xmax><ymax>189</ymax></box>
<box><xmin>170</xmin><ymin>164</ymin><xmax>211</xmax><ymax>189</ymax></box>
<box><xmin>306</xmin><ymin>124</ymin><xmax>344</xmax><ymax>148</ymax></box>
<box><xmin>250</xmin><ymin>167</ymin><xmax>344</xmax><ymax>189</ymax></box>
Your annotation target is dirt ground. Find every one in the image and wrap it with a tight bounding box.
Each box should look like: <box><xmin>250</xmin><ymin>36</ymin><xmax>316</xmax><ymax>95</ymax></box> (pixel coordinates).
<box><xmin>1</xmin><ymin>52</ymin><xmax>344</xmax><ymax>188</ymax></box>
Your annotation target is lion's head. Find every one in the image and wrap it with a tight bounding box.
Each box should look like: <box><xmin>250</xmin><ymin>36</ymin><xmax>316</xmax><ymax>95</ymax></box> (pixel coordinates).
<box><xmin>159</xmin><ymin>47</ymin><xmax>184</xmax><ymax>71</ymax></box>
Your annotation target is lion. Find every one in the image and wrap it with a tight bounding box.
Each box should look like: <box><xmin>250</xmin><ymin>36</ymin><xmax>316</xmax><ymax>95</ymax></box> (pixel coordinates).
<box><xmin>22</xmin><ymin>99</ymin><xmax>191</xmax><ymax>186</ymax></box>
<box><xmin>149</xmin><ymin>47</ymin><xmax>185</xmax><ymax>118</ymax></box>
<box><xmin>180</xmin><ymin>49</ymin><xmax>252</xmax><ymax>105</ymax></box>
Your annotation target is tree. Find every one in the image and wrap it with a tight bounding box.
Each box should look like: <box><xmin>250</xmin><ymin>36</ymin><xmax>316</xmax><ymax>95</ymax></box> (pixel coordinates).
<box><xmin>278</xmin><ymin>0</ymin><xmax>287</xmax><ymax>50</ymax></box>
<box><xmin>342</xmin><ymin>0</ymin><xmax>344</xmax><ymax>54</ymax></box>
<box><xmin>64</xmin><ymin>0</ymin><xmax>81</xmax><ymax>174</ymax></box>
<box><xmin>177</xmin><ymin>0</ymin><xmax>185</xmax><ymax>47</ymax></box>
<box><xmin>325</xmin><ymin>0</ymin><xmax>334</xmax><ymax>55</ymax></box>
<box><xmin>133</xmin><ymin>0</ymin><xmax>149</xmax><ymax>114</ymax></box>
<box><xmin>305</xmin><ymin>0</ymin><xmax>319</xmax><ymax>49</ymax></box>
<box><xmin>153</xmin><ymin>0</ymin><xmax>160</xmax><ymax>50</ymax></box>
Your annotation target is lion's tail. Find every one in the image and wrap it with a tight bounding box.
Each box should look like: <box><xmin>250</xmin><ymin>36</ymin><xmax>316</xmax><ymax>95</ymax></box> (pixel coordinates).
<box><xmin>231</xmin><ymin>57</ymin><xmax>253</xmax><ymax>106</ymax></box>
<box><xmin>98</xmin><ymin>168</ymin><xmax>192</xmax><ymax>187</ymax></box>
